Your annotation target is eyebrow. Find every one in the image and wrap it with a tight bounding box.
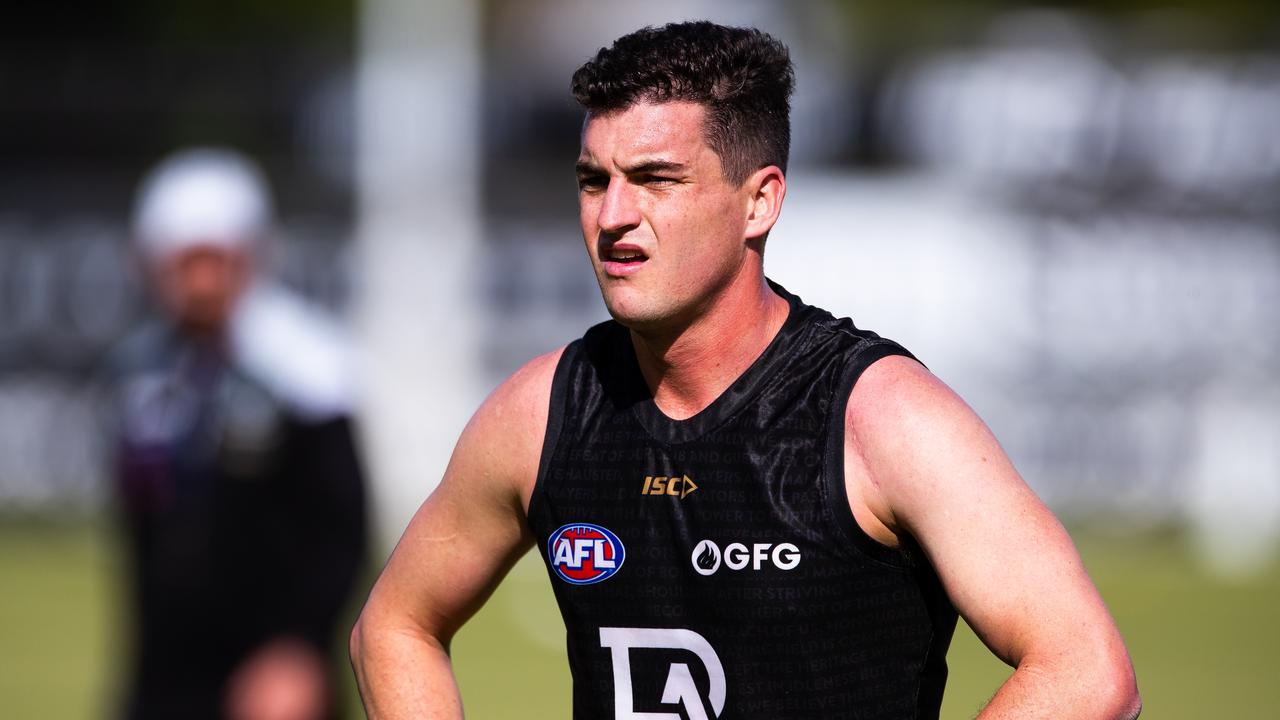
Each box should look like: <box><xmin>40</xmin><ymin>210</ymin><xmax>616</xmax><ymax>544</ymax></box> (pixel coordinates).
<box><xmin>574</xmin><ymin>159</ymin><xmax>688</xmax><ymax>176</ymax></box>
<box><xmin>622</xmin><ymin>159</ymin><xmax>686</xmax><ymax>175</ymax></box>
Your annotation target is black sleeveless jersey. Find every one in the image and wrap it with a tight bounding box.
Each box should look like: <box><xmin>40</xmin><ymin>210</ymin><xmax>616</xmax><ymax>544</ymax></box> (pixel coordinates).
<box><xmin>527</xmin><ymin>283</ymin><xmax>957</xmax><ymax>720</ymax></box>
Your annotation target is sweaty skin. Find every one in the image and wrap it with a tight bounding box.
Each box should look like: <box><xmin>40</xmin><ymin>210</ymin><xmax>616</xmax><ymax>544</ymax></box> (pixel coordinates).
<box><xmin>349</xmin><ymin>100</ymin><xmax>1140</xmax><ymax>719</ymax></box>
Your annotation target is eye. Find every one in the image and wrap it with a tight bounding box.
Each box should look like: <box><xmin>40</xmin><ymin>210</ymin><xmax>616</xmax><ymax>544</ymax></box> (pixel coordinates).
<box><xmin>577</xmin><ymin>174</ymin><xmax>607</xmax><ymax>192</ymax></box>
<box><xmin>640</xmin><ymin>174</ymin><xmax>678</xmax><ymax>187</ymax></box>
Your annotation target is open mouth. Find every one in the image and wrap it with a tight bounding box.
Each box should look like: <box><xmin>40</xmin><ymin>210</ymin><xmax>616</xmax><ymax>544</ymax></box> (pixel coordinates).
<box><xmin>606</xmin><ymin>249</ymin><xmax>646</xmax><ymax>263</ymax></box>
<box><xmin>601</xmin><ymin>244</ymin><xmax>649</xmax><ymax>274</ymax></box>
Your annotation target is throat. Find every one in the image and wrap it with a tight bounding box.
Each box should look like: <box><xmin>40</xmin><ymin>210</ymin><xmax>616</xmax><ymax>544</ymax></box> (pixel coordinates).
<box><xmin>630</xmin><ymin>288</ymin><xmax>790</xmax><ymax>421</ymax></box>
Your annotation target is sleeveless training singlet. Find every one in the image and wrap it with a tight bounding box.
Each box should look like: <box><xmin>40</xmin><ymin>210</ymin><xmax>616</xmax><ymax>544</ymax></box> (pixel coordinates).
<box><xmin>527</xmin><ymin>283</ymin><xmax>957</xmax><ymax>720</ymax></box>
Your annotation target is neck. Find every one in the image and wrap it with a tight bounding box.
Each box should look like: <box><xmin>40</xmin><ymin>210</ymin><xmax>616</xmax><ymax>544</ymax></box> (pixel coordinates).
<box><xmin>629</xmin><ymin>274</ymin><xmax>789</xmax><ymax>420</ymax></box>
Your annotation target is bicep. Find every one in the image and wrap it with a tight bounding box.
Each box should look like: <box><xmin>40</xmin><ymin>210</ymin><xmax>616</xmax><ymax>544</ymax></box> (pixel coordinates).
<box><xmin>362</xmin><ymin>349</ymin><xmax>561</xmax><ymax>646</ymax></box>
<box><xmin>850</xmin><ymin>358</ymin><xmax>1118</xmax><ymax>667</ymax></box>
<box><xmin>368</xmin><ymin>470</ymin><xmax>533</xmax><ymax>645</ymax></box>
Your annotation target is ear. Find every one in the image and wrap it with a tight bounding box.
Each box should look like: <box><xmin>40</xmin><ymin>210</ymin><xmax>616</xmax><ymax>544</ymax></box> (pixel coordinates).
<box><xmin>743</xmin><ymin>165</ymin><xmax>786</xmax><ymax>241</ymax></box>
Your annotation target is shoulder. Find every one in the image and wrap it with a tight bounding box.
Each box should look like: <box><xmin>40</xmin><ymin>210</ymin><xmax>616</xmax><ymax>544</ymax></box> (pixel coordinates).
<box><xmin>478</xmin><ymin>346</ymin><xmax>566</xmax><ymax>425</ymax></box>
<box><xmin>847</xmin><ymin>354</ymin><xmax>959</xmax><ymax>426</ymax></box>
<box><xmin>448</xmin><ymin>346</ymin><xmax>566</xmax><ymax>510</ymax></box>
<box><xmin>846</xmin><ymin>355</ymin><xmax>981</xmax><ymax>474</ymax></box>
<box><xmin>844</xmin><ymin>354</ymin><xmax>990</xmax><ymax>529</ymax></box>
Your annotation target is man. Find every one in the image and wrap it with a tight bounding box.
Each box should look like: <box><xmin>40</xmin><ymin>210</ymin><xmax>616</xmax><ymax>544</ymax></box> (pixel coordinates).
<box><xmin>350</xmin><ymin>22</ymin><xmax>1140</xmax><ymax>719</ymax></box>
<box><xmin>109</xmin><ymin>148</ymin><xmax>367</xmax><ymax>720</ymax></box>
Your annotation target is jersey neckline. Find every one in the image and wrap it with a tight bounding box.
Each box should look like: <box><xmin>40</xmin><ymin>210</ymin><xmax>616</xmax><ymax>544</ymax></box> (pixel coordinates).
<box><xmin>623</xmin><ymin>279</ymin><xmax>813</xmax><ymax>445</ymax></box>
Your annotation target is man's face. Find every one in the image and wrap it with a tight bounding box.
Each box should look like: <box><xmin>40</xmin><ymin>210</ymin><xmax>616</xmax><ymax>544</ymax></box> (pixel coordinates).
<box><xmin>576</xmin><ymin>101</ymin><xmax>754</xmax><ymax>331</ymax></box>
<box><xmin>151</xmin><ymin>245</ymin><xmax>252</xmax><ymax>335</ymax></box>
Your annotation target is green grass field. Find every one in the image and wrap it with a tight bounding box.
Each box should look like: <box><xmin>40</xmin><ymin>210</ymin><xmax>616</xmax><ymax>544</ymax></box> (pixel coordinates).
<box><xmin>2</xmin><ymin>519</ymin><xmax>1277</xmax><ymax>718</ymax></box>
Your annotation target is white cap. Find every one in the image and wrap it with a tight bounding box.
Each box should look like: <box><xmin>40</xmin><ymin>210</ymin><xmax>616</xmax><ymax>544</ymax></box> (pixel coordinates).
<box><xmin>133</xmin><ymin>147</ymin><xmax>273</xmax><ymax>259</ymax></box>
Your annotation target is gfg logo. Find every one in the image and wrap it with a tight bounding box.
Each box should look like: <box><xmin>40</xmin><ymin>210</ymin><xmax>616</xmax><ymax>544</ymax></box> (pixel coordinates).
<box><xmin>549</xmin><ymin>523</ymin><xmax>626</xmax><ymax>585</ymax></box>
<box><xmin>691</xmin><ymin>539</ymin><xmax>800</xmax><ymax>576</ymax></box>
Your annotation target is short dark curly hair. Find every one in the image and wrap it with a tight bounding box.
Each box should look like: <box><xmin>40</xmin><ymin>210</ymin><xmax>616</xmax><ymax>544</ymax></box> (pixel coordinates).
<box><xmin>571</xmin><ymin>21</ymin><xmax>795</xmax><ymax>186</ymax></box>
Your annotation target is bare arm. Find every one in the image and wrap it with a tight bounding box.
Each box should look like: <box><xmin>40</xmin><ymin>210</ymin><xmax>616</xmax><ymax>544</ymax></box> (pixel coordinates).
<box><xmin>846</xmin><ymin>356</ymin><xmax>1140</xmax><ymax>719</ymax></box>
<box><xmin>349</xmin><ymin>349</ymin><xmax>562</xmax><ymax>719</ymax></box>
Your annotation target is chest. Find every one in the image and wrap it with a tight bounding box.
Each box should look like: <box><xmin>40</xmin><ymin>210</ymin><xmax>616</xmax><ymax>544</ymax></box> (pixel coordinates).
<box><xmin>534</xmin><ymin>390</ymin><xmax>849</xmax><ymax>592</ymax></box>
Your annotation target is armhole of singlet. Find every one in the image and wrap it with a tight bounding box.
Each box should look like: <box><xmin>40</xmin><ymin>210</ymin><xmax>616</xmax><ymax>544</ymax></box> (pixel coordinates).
<box><xmin>525</xmin><ymin>340</ymin><xmax>579</xmax><ymax>524</ymax></box>
<box><xmin>823</xmin><ymin>339</ymin><xmax>919</xmax><ymax>569</ymax></box>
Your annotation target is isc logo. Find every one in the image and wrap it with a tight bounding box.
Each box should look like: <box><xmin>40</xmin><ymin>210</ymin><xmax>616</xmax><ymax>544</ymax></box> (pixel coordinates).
<box><xmin>548</xmin><ymin>523</ymin><xmax>626</xmax><ymax>585</ymax></box>
<box><xmin>642</xmin><ymin>474</ymin><xmax>698</xmax><ymax>499</ymax></box>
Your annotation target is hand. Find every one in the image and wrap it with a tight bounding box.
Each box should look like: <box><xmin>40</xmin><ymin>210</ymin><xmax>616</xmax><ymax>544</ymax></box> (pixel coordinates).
<box><xmin>225</xmin><ymin>637</ymin><xmax>329</xmax><ymax>720</ymax></box>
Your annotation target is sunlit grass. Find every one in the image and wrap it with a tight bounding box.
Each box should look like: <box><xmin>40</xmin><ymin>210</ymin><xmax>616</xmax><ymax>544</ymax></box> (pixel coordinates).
<box><xmin>2</xmin><ymin>520</ymin><xmax>1277</xmax><ymax>718</ymax></box>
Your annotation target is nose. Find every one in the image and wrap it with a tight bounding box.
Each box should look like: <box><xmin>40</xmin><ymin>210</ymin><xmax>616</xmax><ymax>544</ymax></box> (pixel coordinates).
<box><xmin>597</xmin><ymin>177</ymin><xmax>641</xmax><ymax>235</ymax></box>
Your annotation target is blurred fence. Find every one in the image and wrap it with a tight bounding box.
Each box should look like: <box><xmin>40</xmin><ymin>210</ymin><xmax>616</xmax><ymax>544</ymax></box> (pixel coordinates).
<box><xmin>1</xmin><ymin>1</ymin><xmax>1277</xmax><ymax>573</ymax></box>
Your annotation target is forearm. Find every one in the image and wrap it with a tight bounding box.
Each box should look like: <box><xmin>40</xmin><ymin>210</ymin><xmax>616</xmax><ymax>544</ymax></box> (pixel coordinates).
<box><xmin>350</xmin><ymin>615</ymin><xmax>464</xmax><ymax>720</ymax></box>
<box><xmin>976</xmin><ymin>657</ymin><xmax>1141</xmax><ymax>720</ymax></box>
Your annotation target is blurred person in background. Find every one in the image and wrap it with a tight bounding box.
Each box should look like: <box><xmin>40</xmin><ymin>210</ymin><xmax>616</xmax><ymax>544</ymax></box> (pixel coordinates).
<box><xmin>351</xmin><ymin>22</ymin><xmax>1139</xmax><ymax>719</ymax></box>
<box><xmin>105</xmin><ymin>148</ymin><xmax>367</xmax><ymax>720</ymax></box>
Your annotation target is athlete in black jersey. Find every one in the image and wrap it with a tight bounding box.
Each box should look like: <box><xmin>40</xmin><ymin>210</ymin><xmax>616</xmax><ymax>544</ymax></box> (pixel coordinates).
<box><xmin>352</xmin><ymin>21</ymin><xmax>1140</xmax><ymax>720</ymax></box>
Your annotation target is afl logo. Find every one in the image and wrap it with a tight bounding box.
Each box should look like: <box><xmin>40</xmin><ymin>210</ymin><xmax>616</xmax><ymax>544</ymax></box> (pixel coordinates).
<box><xmin>548</xmin><ymin>523</ymin><xmax>626</xmax><ymax>585</ymax></box>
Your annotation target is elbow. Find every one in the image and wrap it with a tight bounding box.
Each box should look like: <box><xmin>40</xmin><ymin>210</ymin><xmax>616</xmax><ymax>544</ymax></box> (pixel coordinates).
<box><xmin>1030</xmin><ymin>635</ymin><xmax>1140</xmax><ymax>718</ymax></box>
<box><xmin>348</xmin><ymin>613</ymin><xmax>367</xmax><ymax>672</ymax></box>
<box><xmin>349</xmin><ymin>601</ymin><xmax>449</xmax><ymax>674</ymax></box>
<box><xmin>1096</xmin><ymin>644</ymin><xmax>1142</xmax><ymax>719</ymax></box>
<box><xmin>1122</xmin><ymin>692</ymin><xmax>1143</xmax><ymax>720</ymax></box>
<box><xmin>1106</xmin><ymin>682</ymin><xmax>1142</xmax><ymax>720</ymax></box>
<box><xmin>350</xmin><ymin>603</ymin><xmax>383</xmax><ymax>677</ymax></box>
<box><xmin>348</xmin><ymin>609</ymin><xmax>383</xmax><ymax>716</ymax></box>
<box><xmin>1111</xmin><ymin>672</ymin><xmax>1142</xmax><ymax>720</ymax></box>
